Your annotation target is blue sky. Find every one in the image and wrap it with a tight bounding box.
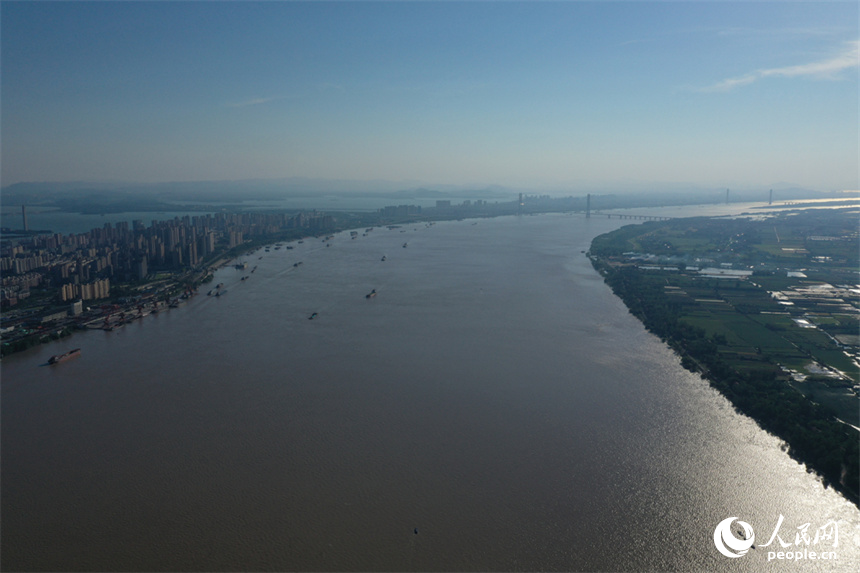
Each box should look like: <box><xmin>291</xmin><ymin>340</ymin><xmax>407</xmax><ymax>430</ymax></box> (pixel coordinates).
<box><xmin>2</xmin><ymin>1</ymin><xmax>857</xmax><ymax>192</ymax></box>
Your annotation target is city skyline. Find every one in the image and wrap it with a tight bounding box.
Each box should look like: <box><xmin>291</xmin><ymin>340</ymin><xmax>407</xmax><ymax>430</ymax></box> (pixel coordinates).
<box><xmin>2</xmin><ymin>1</ymin><xmax>858</xmax><ymax>192</ymax></box>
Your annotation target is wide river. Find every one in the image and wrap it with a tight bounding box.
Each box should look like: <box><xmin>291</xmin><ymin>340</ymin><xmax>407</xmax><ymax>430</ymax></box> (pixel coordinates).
<box><xmin>2</xmin><ymin>210</ymin><xmax>858</xmax><ymax>571</ymax></box>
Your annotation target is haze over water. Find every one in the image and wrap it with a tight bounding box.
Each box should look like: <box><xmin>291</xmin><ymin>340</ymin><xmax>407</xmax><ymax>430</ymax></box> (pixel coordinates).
<box><xmin>2</xmin><ymin>211</ymin><xmax>858</xmax><ymax>571</ymax></box>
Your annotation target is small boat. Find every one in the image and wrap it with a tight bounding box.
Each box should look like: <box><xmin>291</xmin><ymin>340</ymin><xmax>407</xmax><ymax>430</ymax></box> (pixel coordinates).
<box><xmin>49</xmin><ymin>348</ymin><xmax>81</xmax><ymax>364</ymax></box>
<box><xmin>402</xmin><ymin>243</ymin><xmax>408</xmax><ymax>248</ymax></box>
<box><xmin>366</xmin><ymin>289</ymin><xmax>377</xmax><ymax>299</ymax></box>
<box><xmin>308</xmin><ymin>312</ymin><xmax>318</xmax><ymax>320</ymax></box>
<box><xmin>381</xmin><ymin>256</ymin><xmax>386</xmax><ymax>261</ymax></box>
<box><xmin>293</xmin><ymin>262</ymin><xmax>302</xmax><ymax>267</ymax></box>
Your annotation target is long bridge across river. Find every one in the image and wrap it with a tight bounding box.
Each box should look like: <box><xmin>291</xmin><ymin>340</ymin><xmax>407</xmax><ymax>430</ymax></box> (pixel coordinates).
<box><xmin>582</xmin><ymin>193</ymin><xmax>673</xmax><ymax>221</ymax></box>
<box><xmin>593</xmin><ymin>212</ymin><xmax>673</xmax><ymax>221</ymax></box>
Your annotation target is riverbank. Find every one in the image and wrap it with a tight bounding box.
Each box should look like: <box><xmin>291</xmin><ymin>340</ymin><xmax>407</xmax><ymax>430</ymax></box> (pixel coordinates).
<box><xmin>588</xmin><ymin>211</ymin><xmax>860</xmax><ymax>507</ymax></box>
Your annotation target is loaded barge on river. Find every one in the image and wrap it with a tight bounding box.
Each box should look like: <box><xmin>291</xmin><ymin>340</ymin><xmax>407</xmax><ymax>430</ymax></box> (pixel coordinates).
<box><xmin>48</xmin><ymin>348</ymin><xmax>81</xmax><ymax>364</ymax></box>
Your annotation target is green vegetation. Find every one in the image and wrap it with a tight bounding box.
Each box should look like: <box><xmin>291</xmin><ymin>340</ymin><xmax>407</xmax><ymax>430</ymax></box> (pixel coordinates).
<box><xmin>1</xmin><ymin>326</ymin><xmax>73</xmax><ymax>356</ymax></box>
<box><xmin>590</xmin><ymin>209</ymin><xmax>860</xmax><ymax>507</ymax></box>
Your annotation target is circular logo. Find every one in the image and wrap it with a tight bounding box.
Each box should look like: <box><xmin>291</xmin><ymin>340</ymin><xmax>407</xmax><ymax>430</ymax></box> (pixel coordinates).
<box><xmin>714</xmin><ymin>517</ymin><xmax>755</xmax><ymax>558</ymax></box>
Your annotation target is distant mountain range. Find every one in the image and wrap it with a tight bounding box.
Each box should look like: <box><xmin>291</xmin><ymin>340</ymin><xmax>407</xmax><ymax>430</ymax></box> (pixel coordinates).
<box><xmin>1</xmin><ymin>178</ymin><xmax>515</xmax><ymax>203</ymax></box>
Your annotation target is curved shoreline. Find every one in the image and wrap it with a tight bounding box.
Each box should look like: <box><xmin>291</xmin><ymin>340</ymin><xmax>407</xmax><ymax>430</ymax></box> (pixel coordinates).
<box><xmin>588</xmin><ymin>218</ymin><xmax>860</xmax><ymax>508</ymax></box>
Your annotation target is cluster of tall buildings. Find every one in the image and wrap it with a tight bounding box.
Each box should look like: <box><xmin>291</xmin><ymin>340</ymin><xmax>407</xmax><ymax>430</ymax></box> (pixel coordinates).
<box><xmin>59</xmin><ymin>279</ymin><xmax>110</xmax><ymax>302</ymax></box>
<box><xmin>0</xmin><ymin>210</ymin><xmax>335</xmax><ymax>308</ymax></box>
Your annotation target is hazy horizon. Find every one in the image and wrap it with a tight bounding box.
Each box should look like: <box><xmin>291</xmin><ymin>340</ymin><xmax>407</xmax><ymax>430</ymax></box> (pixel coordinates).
<box><xmin>2</xmin><ymin>2</ymin><xmax>858</xmax><ymax>191</ymax></box>
<box><xmin>4</xmin><ymin>175</ymin><xmax>853</xmax><ymax>201</ymax></box>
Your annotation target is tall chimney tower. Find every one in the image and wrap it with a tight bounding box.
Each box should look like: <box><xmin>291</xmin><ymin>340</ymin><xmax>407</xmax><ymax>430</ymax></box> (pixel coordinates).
<box><xmin>769</xmin><ymin>189</ymin><xmax>773</xmax><ymax>205</ymax></box>
<box><xmin>586</xmin><ymin>194</ymin><xmax>591</xmax><ymax>218</ymax></box>
<box><xmin>726</xmin><ymin>188</ymin><xmax>730</xmax><ymax>204</ymax></box>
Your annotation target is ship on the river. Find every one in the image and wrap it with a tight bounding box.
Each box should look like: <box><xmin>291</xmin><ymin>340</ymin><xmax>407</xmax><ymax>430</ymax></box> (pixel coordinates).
<box><xmin>48</xmin><ymin>348</ymin><xmax>80</xmax><ymax>364</ymax></box>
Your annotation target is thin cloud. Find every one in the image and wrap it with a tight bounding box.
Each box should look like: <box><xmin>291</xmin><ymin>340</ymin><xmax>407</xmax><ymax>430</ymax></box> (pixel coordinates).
<box><xmin>228</xmin><ymin>96</ymin><xmax>279</xmax><ymax>108</ymax></box>
<box><xmin>703</xmin><ymin>74</ymin><xmax>758</xmax><ymax>92</ymax></box>
<box><xmin>698</xmin><ymin>39</ymin><xmax>859</xmax><ymax>92</ymax></box>
<box><xmin>760</xmin><ymin>40</ymin><xmax>859</xmax><ymax>78</ymax></box>
<box><xmin>716</xmin><ymin>27</ymin><xmax>843</xmax><ymax>39</ymax></box>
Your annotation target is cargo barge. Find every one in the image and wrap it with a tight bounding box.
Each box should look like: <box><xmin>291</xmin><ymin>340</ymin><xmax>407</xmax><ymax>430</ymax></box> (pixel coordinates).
<box><xmin>48</xmin><ymin>348</ymin><xmax>81</xmax><ymax>364</ymax></box>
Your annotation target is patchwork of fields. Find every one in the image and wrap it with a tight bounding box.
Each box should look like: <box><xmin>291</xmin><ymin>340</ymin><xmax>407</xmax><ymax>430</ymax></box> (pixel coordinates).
<box><xmin>591</xmin><ymin>209</ymin><xmax>859</xmax><ymax>425</ymax></box>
